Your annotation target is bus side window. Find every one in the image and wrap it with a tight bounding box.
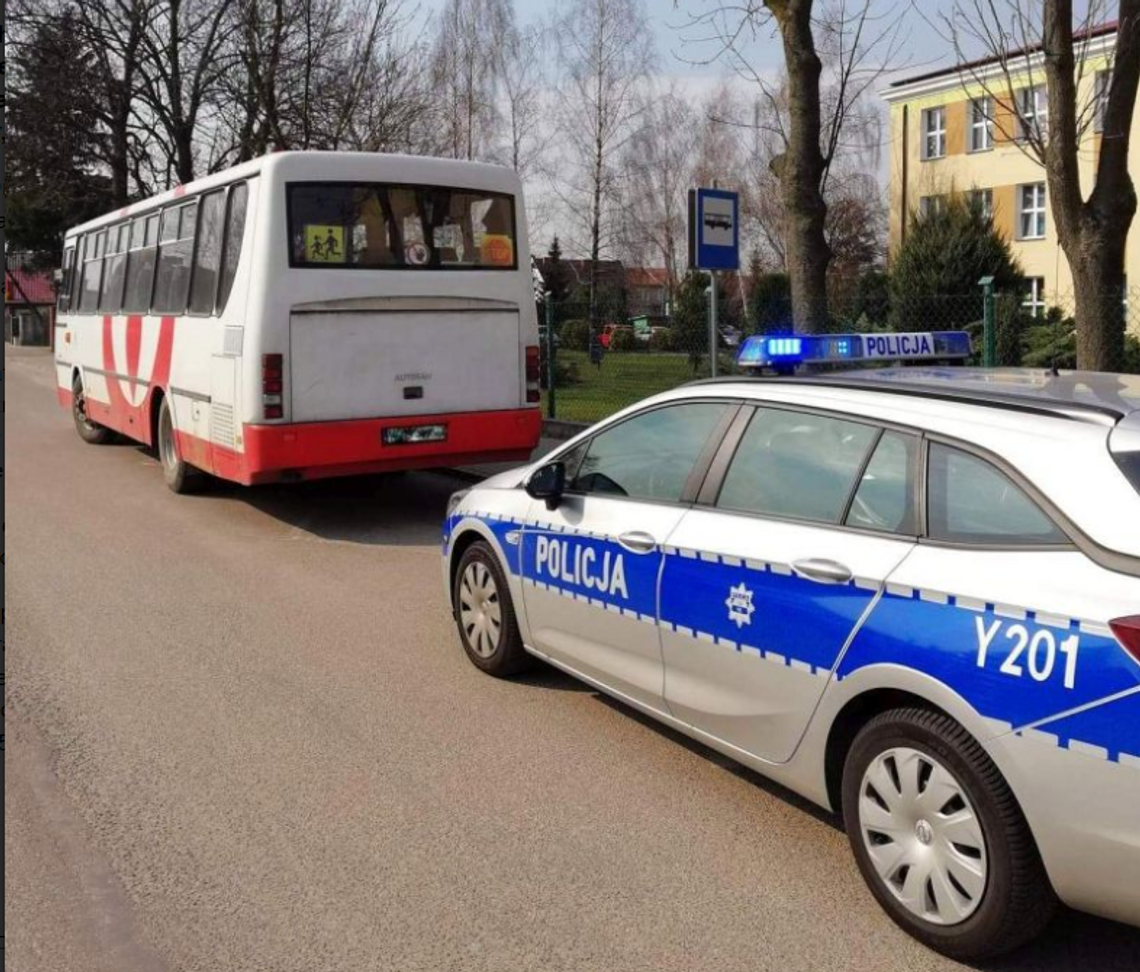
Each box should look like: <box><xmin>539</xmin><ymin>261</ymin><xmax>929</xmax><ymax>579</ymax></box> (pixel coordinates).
<box><xmin>123</xmin><ymin>215</ymin><xmax>159</xmax><ymax>314</ymax></box>
<box><xmin>217</xmin><ymin>182</ymin><xmax>248</xmax><ymax>314</ymax></box>
<box><xmin>78</xmin><ymin>231</ymin><xmax>106</xmax><ymax>313</ymax></box>
<box><xmin>58</xmin><ymin>246</ymin><xmax>76</xmax><ymax>313</ymax></box>
<box><xmin>153</xmin><ymin>201</ymin><xmax>198</xmax><ymax>314</ymax></box>
<box><xmin>100</xmin><ymin>224</ymin><xmax>130</xmax><ymax>314</ymax></box>
<box><xmin>189</xmin><ymin>190</ymin><xmax>227</xmax><ymax>315</ymax></box>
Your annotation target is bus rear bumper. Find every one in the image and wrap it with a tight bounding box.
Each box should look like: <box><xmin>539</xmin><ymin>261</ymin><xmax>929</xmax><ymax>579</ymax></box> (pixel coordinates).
<box><xmin>236</xmin><ymin>407</ymin><xmax>543</xmax><ymax>485</ymax></box>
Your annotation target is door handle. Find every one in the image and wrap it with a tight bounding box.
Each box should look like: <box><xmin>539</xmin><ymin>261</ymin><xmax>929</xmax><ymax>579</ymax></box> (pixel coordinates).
<box><xmin>617</xmin><ymin>531</ymin><xmax>657</xmax><ymax>554</ymax></box>
<box><xmin>792</xmin><ymin>558</ymin><xmax>853</xmax><ymax>585</ymax></box>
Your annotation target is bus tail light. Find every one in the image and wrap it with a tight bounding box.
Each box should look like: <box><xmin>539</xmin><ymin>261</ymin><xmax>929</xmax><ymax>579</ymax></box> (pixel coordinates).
<box><xmin>525</xmin><ymin>345</ymin><xmax>541</xmax><ymax>403</ymax></box>
<box><xmin>1110</xmin><ymin>616</ymin><xmax>1140</xmax><ymax>666</ymax></box>
<box><xmin>263</xmin><ymin>353</ymin><xmax>284</xmax><ymax>420</ymax></box>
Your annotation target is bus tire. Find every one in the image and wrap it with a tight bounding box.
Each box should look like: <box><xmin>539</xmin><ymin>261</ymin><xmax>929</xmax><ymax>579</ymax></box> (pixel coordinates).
<box><xmin>72</xmin><ymin>375</ymin><xmax>113</xmax><ymax>445</ymax></box>
<box><xmin>156</xmin><ymin>395</ymin><xmax>204</xmax><ymax>494</ymax></box>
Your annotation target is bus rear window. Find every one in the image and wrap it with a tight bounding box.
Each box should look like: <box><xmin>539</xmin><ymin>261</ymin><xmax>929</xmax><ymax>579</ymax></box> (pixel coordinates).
<box><xmin>287</xmin><ymin>183</ymin><xmax>517</xmax><ymax>270</ymax></box>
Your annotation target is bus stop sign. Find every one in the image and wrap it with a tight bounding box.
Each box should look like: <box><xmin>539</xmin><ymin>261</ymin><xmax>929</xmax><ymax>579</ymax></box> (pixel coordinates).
<box><xmin>688</xmin><ymin>188</ymin><xmax>740</xmax><ymax>271</ymax></box>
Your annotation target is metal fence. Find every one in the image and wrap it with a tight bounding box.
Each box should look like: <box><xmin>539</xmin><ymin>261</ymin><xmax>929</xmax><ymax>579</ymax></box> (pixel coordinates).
<box><xmin>538</xmin><ymin>289</ymin><xmax>1140</xmax><ymax>424</ymax></box>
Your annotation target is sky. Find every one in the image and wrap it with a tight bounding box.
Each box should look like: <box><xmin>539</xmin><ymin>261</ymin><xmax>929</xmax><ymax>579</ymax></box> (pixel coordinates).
<box><xmin>410</xmin><ymin>0</ymin><xmax>1110</xmax><ymax>255</ymax></box>
<box><xmin>414</xmin><ymin>0</ymin><xmax>970</xmax><ymax>89</ymax></box>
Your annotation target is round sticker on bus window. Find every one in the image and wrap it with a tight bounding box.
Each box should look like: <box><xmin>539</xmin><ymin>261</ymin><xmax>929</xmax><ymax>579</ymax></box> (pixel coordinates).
<box><xmin>406</xmin><ymin>242</ymin><xmax>430</xmax><ymax>266</ymax></box>
<box><xmin>481</xmin><ymin>235</ymin><xmax>514</xmax><ymax>267</ymax></box>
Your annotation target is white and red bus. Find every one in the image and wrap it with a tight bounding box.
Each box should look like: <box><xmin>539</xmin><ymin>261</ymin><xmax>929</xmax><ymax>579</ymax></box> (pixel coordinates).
<box><xmin>54</xmin><ymin>152</ymin><xmax>543</xmax><ymax>492</ymax></box>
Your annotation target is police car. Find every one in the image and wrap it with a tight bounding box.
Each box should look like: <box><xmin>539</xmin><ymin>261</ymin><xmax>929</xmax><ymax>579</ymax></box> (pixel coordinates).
<box><xmin>441</xmin><ymin>357</ymin><xmax>1140</xmax><ymax>960</ymax></box>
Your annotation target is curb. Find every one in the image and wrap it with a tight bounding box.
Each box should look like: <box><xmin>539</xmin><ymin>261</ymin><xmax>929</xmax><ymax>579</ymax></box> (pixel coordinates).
<box><xmin>541</xmin><ymin>418</ymin><xmax>589</xmax><ymax>441</ymax></box>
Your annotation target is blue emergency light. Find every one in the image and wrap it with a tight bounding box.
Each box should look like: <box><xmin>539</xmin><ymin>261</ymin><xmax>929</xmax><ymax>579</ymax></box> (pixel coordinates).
<box><xmin>736</xmin><ymin>331</ymin><xmax>972</xmax><ymax>371</ymax></box>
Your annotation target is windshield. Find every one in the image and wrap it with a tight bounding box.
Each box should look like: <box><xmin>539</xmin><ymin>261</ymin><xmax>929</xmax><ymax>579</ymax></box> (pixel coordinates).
<box><xmin>287</xmin><ymin>182</ymin><xmax>517</xmax><ymax>271</ymax></box>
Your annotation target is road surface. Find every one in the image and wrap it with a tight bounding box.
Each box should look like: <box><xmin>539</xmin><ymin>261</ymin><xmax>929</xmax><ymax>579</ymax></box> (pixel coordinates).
<box><xmin>6</xmin><ymin>345</ymin><xmax>1140</xmax><ymax>972</ymax></box>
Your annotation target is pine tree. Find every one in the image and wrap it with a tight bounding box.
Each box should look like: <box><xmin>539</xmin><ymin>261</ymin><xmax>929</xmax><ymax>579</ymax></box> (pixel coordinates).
<box><xmin>8</xmin><ymin>9</ymin><xmax>113</xmax><ymax>258</ymax></box>
<box><xmin>890</xmin><ymin>197</ymin><xmax>1022</xmax><ymax>333</ymax></box>
<box><xmin>544</xmin><ymin>237</ymin><xmax>571</xmax><ymax>305</ymax></box>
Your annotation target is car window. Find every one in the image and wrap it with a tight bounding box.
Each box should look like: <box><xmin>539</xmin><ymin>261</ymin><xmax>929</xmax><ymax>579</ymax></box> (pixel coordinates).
<box><xmin>555</xmin><ymin>438</ymin><xmax>590</xmax><ymax>483</ymax></box>
<box><xmin>927</xmin><ymin>444</ymin><xmax>1067</xmax><ymax>545</ymax></box>
<box><xmin>1113</xmin><ymin>451</ymin><xmax>1140</xmax><ymax>497</ymax></box>
<box><xmin>845</xmin><ymin>431</ymin><xmax>918</xmax><ymax>534</ymax></box>
<box><xmin>570</xmin><ymin>403</ymin><xmax>728</xmax><ymax>502</ymax></box>
<box><xmin>717</xmin><ymin>408</ymin><xmax>878</xmax><ymax>524</ymax></box>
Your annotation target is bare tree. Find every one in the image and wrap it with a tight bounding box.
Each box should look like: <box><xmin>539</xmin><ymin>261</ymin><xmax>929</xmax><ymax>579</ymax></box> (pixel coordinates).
<box><xmin>498</xmin><ymin>23</ymin><xmax>548</xmax><ymax>178</ymax></box>
<box><xmin>131</xmin><ymin>0</ymin><xmax>240</xmax><ymax>184</ymax></box>
<box><xmin>15</xmin><ymin>0</ymin><xmax>158</xmax><ymax>204</ymax></box>
<box><xmin>943</xmin><ymin>0</ymin><xmax>1140</xmax><ymax>369</ymax></box>
<box><xmin>679</xmin><ymin>0</ymin><xmax>902</xmax><ymax>333</ymax></box>
<box><xmin>618</xmin><ymin>82</ymin><xmax>700</xmax><ymax>291</ymax></box>
<box><xmin>554</xmin><ymin>0</ymin><xmax>653</xmax><ymax>323</ymax></box>
<box><xmin>730</xmin><ymin>78</ymin><xmax>883</xmax><ymax>271</ymax></box>
<box><xmin>429</xmin><ymin>0</ymin><xmax>514</xmax><ymax>160</ymax></box>
<box><xmin>213</xmin><ymin>0</ymin><xmax>433</xmax><ymax>163</ymax></box>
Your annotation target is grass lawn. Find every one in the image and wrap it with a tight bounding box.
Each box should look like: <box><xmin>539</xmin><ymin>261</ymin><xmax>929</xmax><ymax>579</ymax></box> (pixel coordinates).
<box><xmin>544</xmin><ymin>350</ymin><xmax>736</xmax><ymax>424</ymax></box>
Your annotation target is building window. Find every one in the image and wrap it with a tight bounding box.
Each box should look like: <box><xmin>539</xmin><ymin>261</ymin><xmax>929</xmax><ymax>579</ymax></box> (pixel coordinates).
<box><xmin>919</xmin><ymin>195</ymin><xmax>946</xmax><ymax>219</ymax></box>
<box><xmin>1023</xmin><ymin>277</ymin><xmax>1046</xmax><ymax>318</ymax></box>
<box><xmin>1018</xmin><ymin>182</ymin><xmax>1047</xmax><ymax>239</ymax></box>
<box><xmin>922</xmin><ymin>106</ymin><xmax>946</xmax><ymax>159</ymax></box>
<box><xmin>970</xmin><ymin>97</ymin><xmax>993</xmax><ymax>151</ymax></box>
<box><xmin>967</xmin><ymin>188</ymin><xmax>994</xmax><ymax>220</ymax></box>
<box><xmin>1018</xmin><ymin>86</ymin><xmax>1048</xmax><ymax>141</ymax></box>
<box><xmin>1095</xmin><ymin>71</ymin><xmax>1111</xmax><ymax>132</ymax></box>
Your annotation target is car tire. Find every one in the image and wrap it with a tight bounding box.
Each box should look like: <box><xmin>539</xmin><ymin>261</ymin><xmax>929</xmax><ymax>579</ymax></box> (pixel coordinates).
<box><xmin>842</xmin><ymin>707</ymin><xmax>1055</xmax><ymax>960</ymax></box>
<box><xmin>72</xmin><ymin>376</ymin><xmax>113</xmax><ymax>445</ymax></box>
<box><xmin>453</xmin><ymin>540</ymin><xmax>533</xmax><ymax>677</ymax></box>
<box><xmin>156</xmin><ymin>395</ymin><xmax>204</xmax><ymax>494</ymax></box>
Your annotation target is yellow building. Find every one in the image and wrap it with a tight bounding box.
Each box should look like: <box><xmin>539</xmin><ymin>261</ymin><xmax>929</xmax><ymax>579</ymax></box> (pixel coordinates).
<box><xmin>884</xmin><ymin>22</ymin><xmax>1138</xmax><ymax>329</ymax></box>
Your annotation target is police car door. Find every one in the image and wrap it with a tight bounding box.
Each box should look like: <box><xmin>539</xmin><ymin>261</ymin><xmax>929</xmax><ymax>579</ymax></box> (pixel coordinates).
<box><xmin>521</xmin><ymin>401</ymin><xmax>738</xmax><ymax>712</ymax></box>
<box><xmin>660</xmin><ymin>405</ymin><xmax>919</xmax><ymax>762</ymax></box>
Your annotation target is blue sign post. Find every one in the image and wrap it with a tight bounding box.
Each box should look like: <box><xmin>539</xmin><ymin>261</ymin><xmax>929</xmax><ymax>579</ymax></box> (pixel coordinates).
<box><xmin>688</xmin><ymin>188</ymin><xmax>740</xmax><ymax>377</ymax></box>
<box><xmin>688</xmin><ymin>188</ymin><xmax>741</xmax><ymax>272</ymax></box>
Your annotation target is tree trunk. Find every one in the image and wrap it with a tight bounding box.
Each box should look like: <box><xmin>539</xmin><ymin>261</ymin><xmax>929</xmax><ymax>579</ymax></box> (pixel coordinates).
<box><xmin>109</xmin><ymin>83</ymin><xmax>132</xmax><ymax>207</ymax></box>
<box><xmin>767</xmin><ymin>0</ymin><xmax>831</xmax><ymax>334</ymax></box>
<box><xmin>1042</xmin><ymin>0</ymin><xmax>1140</xmax><ymax>371</ymax></box>
<box><xmin>590</xmin><ymin>156</ymin><xmax>603</xmax><ymax>330</ymax></box>
<box><xmin>1071</xmin><ymin>238</ymin><xmax>1128</xmax><ymax>371</ymax></box>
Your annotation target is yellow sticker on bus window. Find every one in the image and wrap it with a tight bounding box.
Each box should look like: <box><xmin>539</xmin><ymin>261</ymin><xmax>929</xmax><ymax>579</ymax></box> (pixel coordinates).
<box><xmin>305</xmin><ymin>225</ymin><xmax>346</xmax><ymax>263</ymax></box>
<box><xmin>481</xmin><ymin>234</ymin><xmax>514</xmax><ymax>267</ymax></box>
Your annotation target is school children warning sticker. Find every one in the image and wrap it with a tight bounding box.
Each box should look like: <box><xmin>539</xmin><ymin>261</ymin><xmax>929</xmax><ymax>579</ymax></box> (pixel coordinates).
<box><xmin>305</xmin><ymin>225</ymin><xmax>346</xmax><ymax>263</ymax></box>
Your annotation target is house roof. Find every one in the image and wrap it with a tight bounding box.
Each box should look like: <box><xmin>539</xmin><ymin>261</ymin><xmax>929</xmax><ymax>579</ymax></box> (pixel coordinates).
<box><xmin>5</xmin><ymin>266</ymin><xmax>56</xmax><ymax>305</ymax></box>
<box><xmin>888</xmin><ymin>20</ymin><xmax>1118</xmax><ymax>91</ymax></box>
<box><xmin>626</xmin><ymin>267</ymin><xmax>669</xmax><ymax>289</ymax></box>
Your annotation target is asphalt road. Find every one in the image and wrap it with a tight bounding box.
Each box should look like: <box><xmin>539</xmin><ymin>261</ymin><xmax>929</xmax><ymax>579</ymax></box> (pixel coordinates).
<box><xmin>6</xmin><ymin>345</ymin><xmax>1140</xmax><ymax>972</ymax></box>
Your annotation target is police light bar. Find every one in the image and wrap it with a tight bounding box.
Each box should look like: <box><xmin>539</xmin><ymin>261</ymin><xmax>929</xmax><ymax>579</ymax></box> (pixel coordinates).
<box><xmin>736</xmin><ymin>331</ymin><xmax>972</xmax><ymax>371</ymax></box>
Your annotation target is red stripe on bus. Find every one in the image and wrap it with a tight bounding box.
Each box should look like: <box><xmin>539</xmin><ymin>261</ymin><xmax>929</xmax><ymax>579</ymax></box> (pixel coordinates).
<box><xmin>96</xmin><ymin>314</ymin><xmax>177</xmax><ymax>445</ymax></box>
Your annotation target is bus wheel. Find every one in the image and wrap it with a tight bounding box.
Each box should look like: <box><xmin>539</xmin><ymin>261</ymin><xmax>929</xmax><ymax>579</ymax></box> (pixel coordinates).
<box><xmin>72</xmin><ymin>376</ymin><xmax>112</xmax><ymax>445</ymax></box>
<box><xmin>157</xmin><ymin>396</ymin><xmax>203</xmax><ymax>494</ymax></box>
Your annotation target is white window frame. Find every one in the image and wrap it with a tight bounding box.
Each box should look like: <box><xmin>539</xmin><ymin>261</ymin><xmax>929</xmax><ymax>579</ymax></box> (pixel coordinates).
<box><xmin>922</xmin><ymin>106</ymin><xmax>946</xmax><ymax>160</ymax></box>
<box><xmin>1022</xmin><ymin>277</ymin><xmax>1046</xmax><ymax>318</ymax></box>
<box><xmin>968</xmin><ymin>188</ymin><xmax>994</xmax><ymax>220</ymax></box>
<box><xmin>919</xmin><ymin>195</ymin><xmax>945</xmax><ymax>219</ymax></box>
<box><xmin>1018</xmin><ymin>182</ymin><xmax>1047</xmax><ymax>240</ymax></box>
<box><xmin>1018</xmin><ymin>86</ymin><xmax>1048</xmax><ymax>141</ymax></box>
<box><xmin>969</xmin><ymin>97</ymin><xmax>993</xmax><ymax>152</ymax></box>
<box><xmin>1094</xmin><ymin>70</ymin><xmax>1111</xmax><ymax>133</ymax></box>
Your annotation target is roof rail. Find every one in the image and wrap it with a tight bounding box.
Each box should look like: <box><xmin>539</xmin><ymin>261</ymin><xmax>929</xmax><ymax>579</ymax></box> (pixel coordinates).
<box><xmin>684</xmin><ymin>375</ymin><xmax>1125</xmax><ymax>427</ymax></box>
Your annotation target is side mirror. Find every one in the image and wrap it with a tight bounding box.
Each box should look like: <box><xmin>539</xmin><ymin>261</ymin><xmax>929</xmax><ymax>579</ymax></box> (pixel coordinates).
<box><xmin>526</xmin><ymin>461</ymin><xmax>566</xmax><ymax>510</ymax></box>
